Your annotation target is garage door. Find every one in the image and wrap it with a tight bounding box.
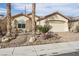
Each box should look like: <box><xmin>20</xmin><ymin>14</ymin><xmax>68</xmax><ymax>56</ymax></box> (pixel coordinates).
<box><xmin>48</xmin><ymin>20</ymin><xmax>68</xmax><ymax>32</ymax></box>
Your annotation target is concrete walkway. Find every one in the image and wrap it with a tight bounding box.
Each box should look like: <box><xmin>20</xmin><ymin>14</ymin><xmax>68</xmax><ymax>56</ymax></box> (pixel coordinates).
<box><xmin>0</xmin><ymin>41</ymin><xmax>79</xmax><ymax>56</ymax></box>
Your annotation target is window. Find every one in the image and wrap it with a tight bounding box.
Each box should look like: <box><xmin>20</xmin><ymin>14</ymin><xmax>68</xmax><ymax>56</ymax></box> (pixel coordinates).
<box><xmin>18</xmin><ymin>24</ymin><xmax>21</xmax><ymax>28</ymax></box>
<box><xmin>22</xmin><ymin>24</ymin><xmax>25</xmax><ymax>28</ymax></box>
<box><xmin>18</xmin><ymin>24</ymin><xmax>25</xmax><ymax>28</ymax></box>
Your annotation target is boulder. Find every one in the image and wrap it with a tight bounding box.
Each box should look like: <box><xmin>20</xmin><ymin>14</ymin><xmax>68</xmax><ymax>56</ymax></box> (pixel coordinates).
<box><xmin>1</xmin><ymin>36</ymin><xmax>10</xmax><ymax>43</ymax></box>
<box><xmin>1</xmin><ymin>36</ymin><xmax>13</xmax><ymax>43</ymax></box>
<box><xmin>29</xmin><ymin>36</ymin><xmax>36</xmax><ymax>43</ymax></box>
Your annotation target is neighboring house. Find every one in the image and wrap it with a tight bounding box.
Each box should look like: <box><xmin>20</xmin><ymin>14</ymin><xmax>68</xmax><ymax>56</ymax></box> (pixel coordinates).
<box><xmin>0</xmin><ymin>15</ymin><xmax>4</xmax><ymax>20</ymax></box>
<box><xmin>37</xmin><ymin>12</ymin><xmax>69</xmax><ymax>32</ymax></box>
<box><xmin>68</xmin><ymin>16</ymin><xmax>79</xmax><ymax>32</ymax></box>
<box><xmin>0</xmin><ymin>15</ymin><xmax>7</xmax><ymax>32</ymax></box>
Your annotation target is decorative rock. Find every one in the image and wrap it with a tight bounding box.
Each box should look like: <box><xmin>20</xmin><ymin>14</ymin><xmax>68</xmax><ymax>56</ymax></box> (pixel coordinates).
<box><xmin>29</xmin><ymin>36</ymin><xmax>36</xmax><ymax>43</ymax></box>
<box><xmin>36</xmin><ymin>32</ymin><xmax>60</xmax><ymax>40</ymax></box>
<box><xmin>1</xmin><ymin>36</ymin><xmax>10</xmax><ymax>43</ymax></box>
<box><xmin>1</xmin><ymin>36</ymin><xmax>13</xmax><ymax>43</ymax></box>
<box><xmin>11</xmin><ymin>33</ymin><xmax>17</xmax><ymax>39</ymax></box>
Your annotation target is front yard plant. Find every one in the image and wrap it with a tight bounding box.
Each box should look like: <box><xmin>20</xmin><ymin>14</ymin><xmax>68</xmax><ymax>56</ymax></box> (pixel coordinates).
<box><xmin>36</xmin><ymin>25</ymin><xmax>51</xmax><ymax>33</ymax></box>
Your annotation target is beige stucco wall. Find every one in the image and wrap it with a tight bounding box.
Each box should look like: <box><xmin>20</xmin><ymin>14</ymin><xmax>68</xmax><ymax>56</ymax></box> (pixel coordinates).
<box><xmin>37</xmin><ymin>14</ymin><xmax>69</xmax><ymax>32</ymax></box>
<box><xmin>28</xmin><ymin>15</ymin><xmax>39</xmax><ymax>21</ymax></box>
<box><xmin>12</xmin><ymin>16</ymin><xmax>30</xmax><ymax>33</ymax></box>
<box><xmin>12</xmin><ymin>15</ymin><xmax>39</xmax><ymax>33</ymax></box>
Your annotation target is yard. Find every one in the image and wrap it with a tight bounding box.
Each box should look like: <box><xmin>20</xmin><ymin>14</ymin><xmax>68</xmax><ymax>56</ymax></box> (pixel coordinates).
<box><xmin>0</xmin><ymin>32</ymin><xmax>79</xmax><ymax>48</ymax></box>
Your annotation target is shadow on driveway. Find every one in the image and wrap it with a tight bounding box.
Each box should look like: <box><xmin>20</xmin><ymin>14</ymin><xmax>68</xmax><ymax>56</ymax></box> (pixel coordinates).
<box><xmin>54</xmin><ymin>51</ymin><xmax>79</xmax><ymax>56</ymax></box>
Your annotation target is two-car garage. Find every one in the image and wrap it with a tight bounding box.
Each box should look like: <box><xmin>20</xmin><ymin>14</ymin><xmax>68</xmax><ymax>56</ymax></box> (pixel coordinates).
<box><xmin>37</xmin><ymin>12</ymin><xmax>69</xmax><ymax>32</ymax></box>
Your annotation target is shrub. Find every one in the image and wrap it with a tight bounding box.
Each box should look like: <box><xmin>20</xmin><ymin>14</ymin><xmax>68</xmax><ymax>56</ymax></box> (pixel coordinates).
<box><xmin>37</xmin><ymin>25</ymin><xmax>51</xmax><ymax>33</ymax></box>
<box><xmin>76</xmin><ymin>25</ymin><xmax>79</xmax><ymax>32</ymax></box>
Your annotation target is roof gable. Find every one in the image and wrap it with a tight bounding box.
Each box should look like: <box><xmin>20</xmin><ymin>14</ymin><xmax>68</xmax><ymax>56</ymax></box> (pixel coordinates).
<box><xmin>26</xmin><ymin>13</ymin><xmax>40</xmax><ymax>18</ymax></box>
<box><xmin>12</xmin><ymin>13</ymin><xmax>30</xmax><ymax>19</ymax></box>
<box><xmin>38</xmin><ymin>12</ymin><xmax>70</xmax><ymax>21</ymax></box>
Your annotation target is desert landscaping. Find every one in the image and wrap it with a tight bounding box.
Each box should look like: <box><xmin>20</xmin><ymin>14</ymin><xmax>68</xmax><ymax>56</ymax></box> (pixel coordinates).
<box><xmin>0</xmin><ymin>32</ymin><xmax>79</xmax><ymax>48</ymax></box>
<box><xmin>0</xmin><ymin>3</ymin><xmax>79</xmax><ymax>49</ymax></box>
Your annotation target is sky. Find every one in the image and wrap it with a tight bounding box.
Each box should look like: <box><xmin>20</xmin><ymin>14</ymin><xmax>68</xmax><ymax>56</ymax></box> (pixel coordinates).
<box><xmin>0</xmin><ymin>3</ymin><xmax>79</xmax><ymax>17</ymax></box>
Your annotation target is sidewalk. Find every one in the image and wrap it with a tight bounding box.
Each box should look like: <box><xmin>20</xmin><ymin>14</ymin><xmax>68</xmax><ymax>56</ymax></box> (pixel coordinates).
<box><xmin>0</xmin><ymin>41</ymin><xmax>79</xmax><ymax>56</ymax></box>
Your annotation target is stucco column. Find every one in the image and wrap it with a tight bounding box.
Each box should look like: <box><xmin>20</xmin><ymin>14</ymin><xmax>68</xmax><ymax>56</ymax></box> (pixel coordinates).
<box><xmin>25</xmin><ymin>20</ymin><xmax>27</xmax><ymax>32</ymax></box>
<box><xmin>25</xmin><ymin>19</ymin><xmax>30</xmax><ymax>32</ymax></box>
<box><xmin>14</xmin><ymin>20</ymin><xmax>18</xmax><ymax>33</ymax></box>
<box><xmin>25</xmin><ymin>18</ymin><xmax>32</xmax><ymax>33</ymax></box>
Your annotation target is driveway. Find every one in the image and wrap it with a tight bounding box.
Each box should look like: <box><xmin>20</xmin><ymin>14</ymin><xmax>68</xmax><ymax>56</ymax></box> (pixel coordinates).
<box><xmin>57</xmin><ymin>32</ymin><xmax>79</xmax><ymax>42</ymax></box>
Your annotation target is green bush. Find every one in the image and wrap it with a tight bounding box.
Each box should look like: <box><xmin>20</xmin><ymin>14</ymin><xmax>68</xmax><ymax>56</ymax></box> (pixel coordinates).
<box><xmin>76</xmin><ymin>25</ymin><xmax>79</xmax><ymax>32</ymax></box>
<box><xmin>37</xmin><ymin>25</ymin><xmax>51</xmax><ymax>33</ymax></box>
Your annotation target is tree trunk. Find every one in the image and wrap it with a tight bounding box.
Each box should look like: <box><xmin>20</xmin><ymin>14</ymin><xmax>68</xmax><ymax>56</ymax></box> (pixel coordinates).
<box><xmin>32</xmin><ymin>3</ymin><xmax>36</xmax><ymax>35</ymax></box>
<box><xmin>6</xmin><ymin>3</ymin><xmax>12</xmax><ymax>37</ymax></box>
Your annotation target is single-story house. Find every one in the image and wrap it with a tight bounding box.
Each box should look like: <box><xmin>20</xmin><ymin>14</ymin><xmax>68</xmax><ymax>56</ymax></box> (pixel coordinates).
<box><xmin>0</xmin><ymin>12</ymin><xmax>79</xmax><ymax>33</ymax></box>
<box><xmin>37</xmin><ymin>12</ymin><xmax>79</xmax><ymax>32</ymax></box>
<box><xmin>37</xmin><ymin>12</ymin><xmax>69</xmax><ymax>32</ymax></box>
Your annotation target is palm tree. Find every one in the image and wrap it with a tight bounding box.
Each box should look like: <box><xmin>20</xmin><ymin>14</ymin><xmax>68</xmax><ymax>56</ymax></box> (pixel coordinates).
<box><xmin>6</xmin><ymin>3</ymin><xmax>12</xmax><ymax>36</ymax></box>
<box><xmin>32</xmin><ymin>3</ymin><xmax>36</xmax><ymax>35</ymax></box>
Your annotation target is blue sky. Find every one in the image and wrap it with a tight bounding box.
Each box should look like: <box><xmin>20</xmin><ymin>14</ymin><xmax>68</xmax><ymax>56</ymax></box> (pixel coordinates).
<box><xmin>0</xmin><ymin>3</ymin><xmax>79</xmax><ymax>17</ymax></box>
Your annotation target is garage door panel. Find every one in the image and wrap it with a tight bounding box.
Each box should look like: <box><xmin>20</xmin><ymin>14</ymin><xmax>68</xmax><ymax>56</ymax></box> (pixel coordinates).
<box><xmin>49</xmin><ymin>23</ymin><xmax>68</xmax><ymax>32</ymax></box>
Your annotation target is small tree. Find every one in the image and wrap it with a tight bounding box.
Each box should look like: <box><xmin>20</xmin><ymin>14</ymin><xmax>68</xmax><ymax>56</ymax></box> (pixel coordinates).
<box><xmin>37</xmin><ymin>25</ymin><xmax>51</xmax><ymax>33</ymax></box>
